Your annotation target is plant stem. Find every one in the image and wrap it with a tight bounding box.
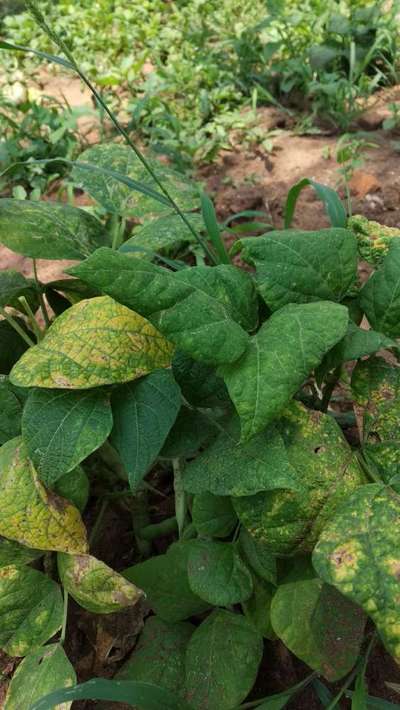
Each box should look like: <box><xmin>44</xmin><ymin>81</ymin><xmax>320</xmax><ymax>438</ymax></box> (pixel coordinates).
<box><xmin>173</xmin><ymin>458</ymin><xmax>186</xmax><ymax>538</ymax></box>
<box><xmin>18</xmin><ymin>296</ymin><xmax>43</xmax><ymax>342</ymax></box>
<box><xmin>0</xmin><ymin>306</ymin><xmax>35</xmax><ymax>347</ymax></box>
<box><xmin>60</xmin><ymin>590</ymin><xmax>69</xmax><ymax>645</ymax></box>
<box><xmin>25</xmin><ymin>2</ymin><xmax>217</xmax><ymax>265</ymax></box>
<box><xmin>33</xmin><ymin>259</ymin><xmax>51</xmax><ymax>327</ymax></box>
<box><xmin>130</xmin><ymin>490</ymin><xmax>152</xmax><ymax>557</ymax></box>
<box><xmin>139</xmin><ymin>516</ymin><xmax>178</xmax><ymax>541</ymax></box>
<box><xmin>320</xmin><ymin>366</ymin><xmax>342</xmax><ymax>412</ymax></box>
<box><xmin>110</xmin><ymin>213</ymin><xmax>122</xmax><ymax>250</ymax></box>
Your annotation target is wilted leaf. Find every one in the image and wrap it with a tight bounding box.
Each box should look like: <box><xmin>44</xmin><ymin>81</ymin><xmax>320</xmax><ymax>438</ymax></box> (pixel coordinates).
<box><xmin>111</xmin><ymin>370</ymin><xmax>181</xmax><ymax>491</ymax></box>
<box><xmin>0</xmin><ymin>565</ymin><xmax>63</xmax><ymax>656</ymax></box>
<box><xmin>270</xmin><ymin>578</ymin><xmax>365</xmax><ymax>681</ymax></box>
<box><xmin>233</xmin><ymin>228</ymin><xmax>357</xmax><ymax>311</ymax></box>
<box><xmin>22</xmin><ymin>388</ymin><xmax>113</xmax><ymax>485</ymax></box>
<box><xmin>185</xmin><ymin>609</ymin><xmax>263</xmax><ymax>710</ymax></box>
<box><xmin>233</xmin><ymin>403</ymin><xmax>365</xmax><ymax>554</ymax></box>
<box><xmin>352</xmin><ymin>356</ymin><xmax>400</xmax><ymax>481</ymax></box>
<box><xmin>69</xmin><ymin>249</ymin><xmax>252</xmax><ymax>365</ymax></box>
<box><xmin>239</xmin><ymin>529</ymin><xmax>277</xmax><ymax>585</ymax></box>
<box><xmin>122</xmin><ymin>213</ymin><xmax>205</xmax><ymax>258</ymax></box>
<box><xmin>58</xmin><ymin>553</ymin><xmax>143</xmax><ymax>614</ymax></box>
<box><xmin>4</xmin><ymin>643</ymin><xmax>76</xmax><ymax>710</ymax></box>
<box><xmin>192</xmin><ymin>493</ymin><xmax>237</xmax><ymax>538</ymax></box>
<box><xmin>0</xmin><ymin>198</ymin><xmax>109</xmax><ymax>259</ymax></box>
<box><xmin>124</xmin><ymin>542</ymin><xmax>210</xmax><ymax>623</ymax></box>
<box><xmin>10</xmin><ymin>296</ymin><xmax>173</xmax><ymax>389</ymax></box>
<box><xmin>117</xmin><ymin>616</ymin><xmax>193</xmax><ymax>696</ymax></box>
<box><xmin>313</xmin><ymin>484</ymin><xmax>400</xmax><ymax>662</ymax></box>
<box><xmin>220</xmin><ymin>301</ymin><xmax>348</xmax><ymax>441</ymax></box>
<box><xmin>0</xmin><ymin>437</ymin><xmax>88</xmax><ymax>553</ymax></box>
<box><xmin>360</xmin><ymin>241</ymin><xmax>400</xmax><ymax>337</ymax></box>
<box><xmin>71</xmin><ymin>144</ymin><xmax>199</xmax><ymax>217</ymax></box>
<box><xmin>187</xmin><ymin>541</ymin><xmax>253</xmax><ymax>605</ymax></box>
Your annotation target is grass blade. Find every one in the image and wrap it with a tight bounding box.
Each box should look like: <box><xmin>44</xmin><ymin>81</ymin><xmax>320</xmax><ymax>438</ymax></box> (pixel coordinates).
<box><xmin>284</xmin><ymin>178</ymin><xmax>347</xmax><ymax>229</ymax></box>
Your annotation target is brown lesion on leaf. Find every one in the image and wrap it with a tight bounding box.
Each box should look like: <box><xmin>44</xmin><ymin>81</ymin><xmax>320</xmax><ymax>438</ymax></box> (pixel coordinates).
<box><xmin>385</xmin><ymin>558</ymin><xmax>400</xmax><ymax>580</ymax></box>
<box><xmin>329</xmin><ymin>540</ymin><xmax>361</xmax><ymax>582</ymax></box>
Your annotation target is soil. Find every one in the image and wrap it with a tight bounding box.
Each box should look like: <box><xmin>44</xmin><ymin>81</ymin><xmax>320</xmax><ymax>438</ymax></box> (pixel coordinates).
<box><xmin>2</xmin><ymin>77</ymin><xmax>400</xmax><ymax>708</ymax></box>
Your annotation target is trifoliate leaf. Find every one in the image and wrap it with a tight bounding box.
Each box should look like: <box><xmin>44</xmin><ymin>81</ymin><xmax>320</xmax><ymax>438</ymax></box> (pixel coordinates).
<box><xmin>0</xmin><ymin>319</ymin><xmax>31</xmax><ymax>375</ymax></box>
<box><xmin>242</xmin><ymin>576</ymin><xmax>276</xmax><ymax>640</ymax></box>
<box><xmin>0</xmin><ymin>377</ymin><xmax>25</xmax><ymax>444</ymax></box>
<box><xmin>192</xmin><ymin>493</ymin><xmax>237</xmax><ymax>538</ymax></box>
<box><xmin>22</xmin><ymin>388</ymin><xmax>113</xmax><ymax>485</ymax></box>
<box><xmin>58</xmin><ymin>553</ymin><xmax>143</xmax><ymax>614</ymax></box>
<box><xmin>0</xmin><ymin>437</ymin><xmax>88</xmax><ymax>553</ymax></box>
<box><xmin>54</xmin><ymin>466</ymin><xmax>89</xmax><ymax>513</ymax></box>
<box><xmin>161</xmin><ymin>407</ymin><xmax>218</xmax><ymax>459</ymax></box>
<box><xmin>172</xmin><ymin>350</ymin><xmax>229</xmax><ymax>408</ymax></box>
<box><xmin>10</xmin><ymin>296</ymin><xmax>173</xmax><ymax>389</ymax></box>
<box><xmin>122</xmin><ymin>213</ymin><xmax>205</xmax><ymax>258</ymax></box>
<box><xmin>239</xmin><ymin>529</ymin><xmax>277</xmax><ymax>585</ymax></box>
<box><xmin>0</xmin><ymin>269</ymin><xmax>35</xmax><ymax>308</ymax></box>
<box><xmin>0</xmin><ymin>566</ymin><xmax>63</xmax><ymax>656</ymax></box>
<box><xmin>0</xmin><ymin>537</ymin><xmax>41</xmax><ymax>568</ymax></box>
<box><xmin>360</xmin><ymin>241</ymin><xmax>400</xmax><ymax>337</ymax></box>
<box><xmin>220</xmin><ymin>301</ymin><xmax>348</xmax><ymax>441</ymax></box>
<box><xmin>69</xmin><ymin>249</ymin><xmax>253</xmax><ymax>365</ymax></box>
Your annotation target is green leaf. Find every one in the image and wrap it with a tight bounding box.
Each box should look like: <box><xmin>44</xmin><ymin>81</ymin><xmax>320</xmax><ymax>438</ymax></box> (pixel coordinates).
<box><xmin>69</xmin><ymin>249</ymin><xmax>252</xmax><ymax>365</ymax></box>
<box><xmin>239</xmin><ymin>528</ymin><xmax>277</xmax><ymax>585</ymax></box>
<box><xmin>0</xmin><ymin>199</ymin><xmax>109</xmax><ymax>260</ymax></box>
<box><xmin>233</xmin><ymin>402</ymin><xmax>365</xmax><ymax>554</ymax></box>
<box><xmin>30</xmin><ymin>679</ymin><xmax>191</xmax><ymax>710</ymax></box>
<box><xmin>0</xmin><ymin>437</ymin><xmax>88</xmax><ymax>554</ymax></box>
<box><xmin>172</xmin><ymin>351</ymin><xmax>229</xmax><ymax>408</ymax></box>
<box><xmin>200</xmin><ymin>191</ymin><xmax>230</xmax><ymax>265</ymax></box>
<box><xmin>121</xmin><ymin>213</ymin><xmax>205</xmax><ymax>259</ymax></box>
<box><xmin>187</xmin><ymin>540</ymin><xmax>253</xmax><ymax>605</ymax></box>
<box><xmin>0</xmin><ymin>319</ymin><xmax>30</xmax><ymax>375</ymax></box>
<box><xmin>351</xmin><ymin>356</ymin><xmax>400</xmax><ymax>482</ymax></box>
<box><xmin>4</xmin><ymin>644</ymin><xmax>76</xmax><ymax>710</ymax></box>
<box><xmin>58</xmin><ymin>552</ymin><xmax>143</xmax><ymax>614</ymax></box>
<box><xmin>322</xmin><ymin>321</ymin><xmax>397</xmax><ymax>374</ymax></box>
<box><xmin>124</xmin><ymin>541</ymin><xmax>210</xmax><ymax>623</ymax></box>
<box><xmin>161</xmin><ymin>407</ymin><xmax>219</xmax><ymax>459</ymax></box>
<box><xmin>0</xmin><ymin>565</ymin><xmax>63</xmax><ymax>656</ymax></box>
<box><xmin>0</xmin><ymin>537</ymin><xmax>41</xmax><ymax>568</ymax></box>
<box><xmin>0</xmin><ymin>377</ymin><xmax>25</xmax><ymax>444</ymax></box>
<box><xmin>10</xmin><ymin>296</ymin><xmax>173</xmax><ymax>389</ymax></box>
<box><xmin>117</xmin><ymin>616</ymin><xmax>193</xmax><ymax>696</ymax></box>
<box><xmin>110</xmin><ymin>370</ymin><xmax>181</xmax><ymax>491</ymax></box>
<box><xmin>54</xmin><ymin>466</ymin><xmax>89</xmax><ymax>513</ymax></box>
<box><xmin>220</xmin><ymin>302</ymin><xmax>349</xmax><ymax>441</ymax></box>
<box><xmin>313</xmin><ymin>484</ymin><xmax>400</xmax><ymax>663</ymax></box>
<box><xmin>22</xmin><ymin>388</ymin><xmax>113</xmax><ymax>485</ymax></box>
<box><xmin>183</xmin><ymin>416</ymin><xmax>301</xmax><ymax>497</ymax></box>
<box><xmin>232</xmin><ymin>228</ymin><xmax>357</xmax><ymax>311</ymax></box>
<box><xmin>242</xmin><ymin>576</ymin><xmax>276</xmax><ymax>640</ymax></box>
<box><xmin>360</xmin><ymin>241</ymin><xmax>400</xmax><ymax>337</ymax></box>
<box><xmin>284</xmin><ymin>178</ymin><xmax>347</xmax><ymax>229</ymax></box>
<box><xmin>71</xmin><ymin>144</ymin><xmax>199</xmax><ymax>217</ymax></box>
<box><xmin>185</xmin><ymin>609</ymin><xmax>263</xmax><ymax>710</ymax></box>
<box><xmin>270</xmin><ymin>578</ymin><xmax>365</xmax><ymax>681</ymax></box>
<box><xmin>0</xmin><ymin>270</ymin><xmax>35</xmax><ymax>308</ymax></box>
<box><xmin>0</xmin><ymin>39</ymin><xmax>75</xmax><ymax>70</ymax></box>
<box><xmin>192</xmin><ymin>493</ymin><xmax>237</xmax><ymax>538</ymax></box>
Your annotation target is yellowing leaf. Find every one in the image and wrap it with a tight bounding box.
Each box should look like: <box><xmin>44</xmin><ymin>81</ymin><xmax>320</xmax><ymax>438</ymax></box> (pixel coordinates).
<box><xmin>58</xmin><ymin>553</ymin><xmax>143</xmax><ymax>614</ymax></box>
<box><xmin>0</xmin><ymin>438</ymin><xmax>88</xmax><ymax>553</ymax></box>
<box><xmin>10</xmin><ymin>296</ymin><xmax>174</xmax><ymax>389</ymax></box>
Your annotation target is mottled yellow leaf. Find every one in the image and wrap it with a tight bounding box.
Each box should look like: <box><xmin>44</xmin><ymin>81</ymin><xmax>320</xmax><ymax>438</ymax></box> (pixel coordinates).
<box><xmin>10</xmin><ymin>296</ymin><xmax>174</xmax><ymax>389</ymax></box>
<box><xmin>58</xmin><ymin>553</ymin><xmax>143</xmax><ymax>614</ymax></box>
<box><xmin>0</xmin><ymin>437</ymin><xmax>88</xmax><ymax>553</ymax></box>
